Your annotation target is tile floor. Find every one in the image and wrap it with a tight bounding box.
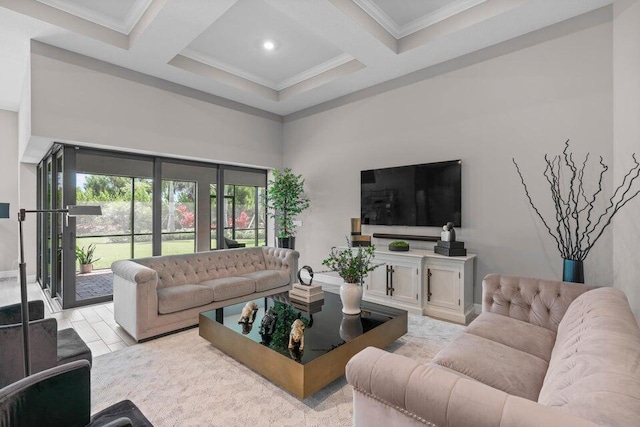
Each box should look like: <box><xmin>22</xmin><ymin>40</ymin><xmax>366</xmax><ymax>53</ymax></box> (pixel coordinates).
<box><xmin>0</xmin><ymin>277</ymin><xmax>135</xmax><ymax>357</ymax></box>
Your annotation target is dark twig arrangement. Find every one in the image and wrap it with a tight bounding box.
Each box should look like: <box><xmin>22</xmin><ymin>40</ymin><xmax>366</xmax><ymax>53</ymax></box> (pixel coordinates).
<box><xmin>513</xmin><ymin>140</ymin><xmax>640</xmax><ymax>261</ymax></box>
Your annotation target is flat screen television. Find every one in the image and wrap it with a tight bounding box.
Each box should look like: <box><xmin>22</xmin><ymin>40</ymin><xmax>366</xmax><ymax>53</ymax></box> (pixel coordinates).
<box><xmin>361</xmin><ymin>160</ymin><xmax>461</xmax><ymax>227</ymax></box>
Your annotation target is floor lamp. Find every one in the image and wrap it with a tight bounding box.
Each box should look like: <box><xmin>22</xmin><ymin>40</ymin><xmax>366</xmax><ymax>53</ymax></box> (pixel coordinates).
<box><xmin>2</xmin><ymin>203</ymin><xmax>101</xmax><ymax>377</ymax></box>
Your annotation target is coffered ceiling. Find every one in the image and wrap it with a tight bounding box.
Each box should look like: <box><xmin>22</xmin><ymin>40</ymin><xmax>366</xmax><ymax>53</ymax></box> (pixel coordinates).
<box><xmin>0</xmin><ymin>0</ymin><xmax>614</xmax><ymax>116</ymax></box>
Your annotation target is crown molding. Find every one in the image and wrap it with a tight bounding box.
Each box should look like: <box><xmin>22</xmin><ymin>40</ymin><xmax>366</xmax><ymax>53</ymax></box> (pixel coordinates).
<box><xmin>36</xmin><ymin>0</ymin><xmax>153</xmax><ymax>34</ymax></box>
<box><xmin>181</xmin><ymin>49</ymin><xmax>354</xmax><ymax>92</ymax></box>
<box><xmin>277</xmin><ymin>53</ymin><xmax>353</xmax><ymax>91</ymax></box>
<box><xmin>354</xmin><ymin>0</ymin><xmax>487</xmax><ymax>39</ymax></box>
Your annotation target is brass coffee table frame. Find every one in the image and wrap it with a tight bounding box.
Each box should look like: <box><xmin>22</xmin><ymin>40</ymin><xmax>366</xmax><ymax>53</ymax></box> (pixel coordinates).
<box><xmin>199</xmin><ymin>301</ymin><xmax>407</xmax><ymax>399</ymax></box>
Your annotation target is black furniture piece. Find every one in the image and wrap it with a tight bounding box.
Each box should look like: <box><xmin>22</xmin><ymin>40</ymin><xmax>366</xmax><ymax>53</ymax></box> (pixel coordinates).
<box><xmin>224</xmin><ymin>237</ymin><xmax>246</xmax><ymax>249</ymax></box>
<box><xmin>0</xmin><ymin>301</ymin><xmax>92</xmax><ymax>388</ymax></box>
<box><xmin>0</xmin><ymin>360</ymin><xmax>153</xmax><ymax>427</ymax></box>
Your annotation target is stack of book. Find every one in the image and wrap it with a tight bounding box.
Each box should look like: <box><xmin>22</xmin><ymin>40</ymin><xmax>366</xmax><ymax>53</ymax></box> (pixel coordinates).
<box><xmin>289</xmin><ymin>283</ymin><xmax>324</xmax><ymax>313</ymax></box>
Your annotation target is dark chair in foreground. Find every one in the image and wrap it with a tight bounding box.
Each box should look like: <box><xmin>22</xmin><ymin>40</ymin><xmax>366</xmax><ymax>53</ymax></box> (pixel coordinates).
<box><xmin>0</xmin><ymin>360</ymin><xmax>153</xmax><ymax>427</ymax></box>
<box><xmin>0</xmin><ymin>300</ymin><xmax>92</xmax><ymax>388</ymax></box>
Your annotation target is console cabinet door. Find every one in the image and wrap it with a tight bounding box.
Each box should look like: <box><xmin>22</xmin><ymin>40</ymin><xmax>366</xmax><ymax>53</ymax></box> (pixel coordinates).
<box><xmin>426</xmin><ymin>265</ymin><xmax>460</xmax><ymax>311</ymax></box>
<box><xmin>366</xmin><ymin>261</ymin><xmax>390</xmax><ymax>299</ymax></box>
<box><xmin>388</xmin><ymin>262</ymin><xmax>420</xmax><ymax>305</ymax></box>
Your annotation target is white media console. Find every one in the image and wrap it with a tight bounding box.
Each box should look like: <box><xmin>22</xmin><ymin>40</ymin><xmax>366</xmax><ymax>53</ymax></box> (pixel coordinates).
<box><xmin>363</xmin><ymin>249</ymin><xmax>476</xmax><ymax>324</ymax></box>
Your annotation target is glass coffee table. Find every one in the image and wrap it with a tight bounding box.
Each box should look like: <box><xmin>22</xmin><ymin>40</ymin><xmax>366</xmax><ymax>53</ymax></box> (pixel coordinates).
<box><xmin>199</xmin><ymin>291</ymin><xmax>407</xmax><ymax>399</ymax></box>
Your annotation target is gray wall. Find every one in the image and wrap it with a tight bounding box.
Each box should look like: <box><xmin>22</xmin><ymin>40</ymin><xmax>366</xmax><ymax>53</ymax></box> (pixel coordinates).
<box><xmin>283</xmin><ymin>13</ymin><xmax>614</xmax><ymax>306</ymax></box>
<box><xmin>28</xmin><ymin>45</ymin><xmax>283</xmax><ymax>169</ymax></box>
<box><xmin>0</xmin><ymin>110</ymin><xmax>19</xmax><ymax>273</ymax></box>
<box><xmin>613</xmin><ymin>0</ymin><xmax>640</xmax><ymax>318</ymax></box>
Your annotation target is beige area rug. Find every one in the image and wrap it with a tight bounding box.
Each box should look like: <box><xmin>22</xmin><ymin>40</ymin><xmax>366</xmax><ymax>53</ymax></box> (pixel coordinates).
<box><xmin>91</xmin><ymin>315</ymin><xmax>464</xmax><ymax>427</ymax></box>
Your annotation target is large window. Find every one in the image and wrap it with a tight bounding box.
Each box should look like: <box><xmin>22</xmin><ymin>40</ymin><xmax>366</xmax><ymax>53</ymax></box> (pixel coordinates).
<box><xmin>223</xmin><ymin>185</ymin><xmax>266</xmax><ymax>247</ymax></box>
<box><xmin>161</xmin><ymin>180</ymin><xmax>196</xmax><ymax>255</ymax></box>
<box><xmin>37</xmin><ymin>145</ymin><xmax>267</xmax><ymax>309</ymax></box>
<box><xmin>76</xmin><ymin>174</ymin><xmax>153</xmax><ymax>270</ymax></box>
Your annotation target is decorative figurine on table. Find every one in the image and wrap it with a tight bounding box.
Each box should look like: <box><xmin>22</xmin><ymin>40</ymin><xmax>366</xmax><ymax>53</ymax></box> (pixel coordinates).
<box><xmin>241</xmin><ymin>322</ymin><xmax>253</xmax><ymax>335</ymax></box>
<box><xmin>238</xmin><ymin>301</ymin><xmax>258</xmax><ymax>324</ymax></box>
<box><xmin>259</xmin><ymin>308</ymin><xmax>278</xmax><ymax>345</ymax></box>
<box><xmin>289</xmin><ymin>346</ymin><xmax>303</xmax><ymax>363</ymax></box>
<box><xmin>288</xmin><ymin>319</ymin><xmax>305</xmax><ymax>350</ymax></box>
<box><xmin>441</xmin><ymin>222</ymin><xmax>456</xmax><ymax>242</ymax></box>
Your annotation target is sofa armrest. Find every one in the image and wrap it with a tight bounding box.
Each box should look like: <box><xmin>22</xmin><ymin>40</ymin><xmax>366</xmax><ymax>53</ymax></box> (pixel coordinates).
<box><xmin>482</xmin><ymin>274</ymin><xmax>592</xmax><ymax>331</ymax></box>
<box><xmin>111</xmin><ymin>260</ymin><xmax>157</xmax><ymax>284</ymax></box>
<box><xmin>346</xmin><ymin>347</ymin><xmax>599</xmax><ymax>427</ymax></box>
<box><xmin>262</xmin><ymin>247</ymin><xmax>300</xmax><ymax>285</ymax></box>
<box><xmin>111</xmin><ymin>260</ymin><xmax>158</xmax><ymax>342</ymax></box>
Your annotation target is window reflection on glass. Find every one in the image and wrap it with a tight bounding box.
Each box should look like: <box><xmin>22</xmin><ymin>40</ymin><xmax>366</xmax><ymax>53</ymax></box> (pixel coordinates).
<box><xmin>161</xmin><ymin>180</ymin><xmax>196</xmax><ymax>254</ymax></box>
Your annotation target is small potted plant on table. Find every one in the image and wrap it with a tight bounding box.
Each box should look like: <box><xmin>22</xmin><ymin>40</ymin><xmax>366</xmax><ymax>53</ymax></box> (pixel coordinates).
<box><xmin>322</xmin><ymin>242</ymin><xmax>379</xmax><ymax>315</ymax></box>
<box><xmin>76</xmin><ymin>244</ymin><xmax>101</xmax><ymax>274</ymax></box>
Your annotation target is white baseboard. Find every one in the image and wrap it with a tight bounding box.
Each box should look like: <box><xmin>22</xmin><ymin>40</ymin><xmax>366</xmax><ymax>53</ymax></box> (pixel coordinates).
<box><xmin>0</xmin><ymin>270</ymin><xmax>18</xmax><ymax>279</ymax></box>
<box><xmin>474</xmin><ymin>303</ymin><xmax>482</xmax><ymax>315</ymax></box>
<box><xmin>0</xmin><ymin>271</ymin><xmax>38</xmax><ymax>283</ymax></box>
<box><xmin>299</xmin><ymin>270</ymin><xmax>341</xmax><ymax>293</ymax></box>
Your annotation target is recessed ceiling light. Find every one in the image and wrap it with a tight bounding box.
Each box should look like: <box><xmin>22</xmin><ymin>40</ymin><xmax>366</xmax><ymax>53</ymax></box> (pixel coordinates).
<box><xmin>263</xmin><ymin>40</ymin><xmax>275</xmax><ymax>51</ymax></box>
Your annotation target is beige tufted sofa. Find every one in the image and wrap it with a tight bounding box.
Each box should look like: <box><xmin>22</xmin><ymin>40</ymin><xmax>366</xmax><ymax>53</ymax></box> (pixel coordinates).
<box><xmin>111</xmin><ymin>247</ymin><xmax>299</xmax><ymax>341</ymax></box>
<box><xmin>346</xmin><ymin>274</ymin><xmax>640</xmax><ymax>426</ymax></box>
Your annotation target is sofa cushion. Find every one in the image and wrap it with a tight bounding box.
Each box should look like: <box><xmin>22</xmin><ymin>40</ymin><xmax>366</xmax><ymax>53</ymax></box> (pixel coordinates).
<box><xmin>432</xmin><ymin>332</ymin><xmax>548</xmax><ymax>401</ymax></box>
<box><xmin>200</xmin><ymin>277</ymin><xmax>256</xmax><ymax>302</ymax></box>
<box><xmin>242</xmin><ymin>270</ymin><xmax>290</xmax><ymax>293</ymax></box>
<box><xmin>157</xmin><ymin>285</ymin><xmax>214</xmax><ymax>314</ymax></box>
<box><xmin>466</xmin><ymin>312</ymin><xmax>557</xmax><ymax>362</ymax></box>
<box><xmin>538</xmin><ymin>287</ymin><xmax>640</xmax><ymax>427</ymax></box>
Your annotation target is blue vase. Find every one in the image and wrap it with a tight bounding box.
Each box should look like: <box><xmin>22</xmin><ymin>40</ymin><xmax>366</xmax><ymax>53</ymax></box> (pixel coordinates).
<box><xmin>563</xmin><ymin>259</ymin><xmax>584</xmax><ymax>283</ymax></box>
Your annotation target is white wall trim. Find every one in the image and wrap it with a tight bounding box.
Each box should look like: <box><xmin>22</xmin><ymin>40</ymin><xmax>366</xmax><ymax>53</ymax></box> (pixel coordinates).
<box><xmin>299</xmin><ymin>270</ymin><xmax>342</xmax><ymax>293</ymax></box>
<box><xmin>0</xmin><ymin>270</ymin><xmax>18</xmax><ymax>279</ymax></box>
<box><xmin>474</xmin><ymin>303</ymin><xmax>482</xmax><ymax>315</ymax></box>
<box><xmin>181</xmin><ymin>49</ymin><xmax>354</xmax><ymax>92</ymax></box>
<box><xmin>36</xmin><ymin>0</ymin><xmax>154</xmax><ymax>34</ymax></box>
<box><xmin>353</xmin><ymin>0</ymin><xmax>487</xmax><ymax>39</ymax></box>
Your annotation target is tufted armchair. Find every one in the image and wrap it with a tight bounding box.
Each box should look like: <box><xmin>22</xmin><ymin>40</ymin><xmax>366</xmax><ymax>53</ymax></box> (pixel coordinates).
<box><xmin>111</xmin><ymin>247</ymin><xmax>299</xmax><ymax>341</ymax></box>
<box><xmin>347</xmin><ymin>274</ymin><xmax>640</xmax><ymax>426</ymax></box>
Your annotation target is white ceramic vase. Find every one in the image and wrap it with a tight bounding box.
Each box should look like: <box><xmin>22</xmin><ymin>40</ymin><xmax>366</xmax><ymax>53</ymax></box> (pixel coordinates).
<box><xmin>340</xmin><ymin>282</ymin><xmax>363</xmax><ymax>315</ymax></box>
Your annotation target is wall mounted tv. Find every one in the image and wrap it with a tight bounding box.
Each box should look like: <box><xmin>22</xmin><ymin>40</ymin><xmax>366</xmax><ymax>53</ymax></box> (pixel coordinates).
<box><xmin>361</xmin><ymin>160</ymin><xmax>461</xmax><ymax>227</ymax></box>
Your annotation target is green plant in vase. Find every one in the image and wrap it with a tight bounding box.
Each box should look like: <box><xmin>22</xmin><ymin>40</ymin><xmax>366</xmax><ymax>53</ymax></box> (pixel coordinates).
<box><xmin>322</xmin><ymin>240</ymin><xmax>380</xmax><ymax>314</ymax></box>
<box><xmin>76</xmin><ymin>244</ymin><xmax>101</xmax><ymax>274</ymax></box>
<box><xmin>266</xmin><ymin>168</ymin><xmax>310</xmax><ymax>249</ymax></box>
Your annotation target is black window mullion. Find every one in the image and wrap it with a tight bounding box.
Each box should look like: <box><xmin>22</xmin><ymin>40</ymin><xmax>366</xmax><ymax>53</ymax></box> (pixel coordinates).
<box><xmin>130</xmin><ymin>178</ymin><xmax>135</xmax><ymax>259</ymax></box>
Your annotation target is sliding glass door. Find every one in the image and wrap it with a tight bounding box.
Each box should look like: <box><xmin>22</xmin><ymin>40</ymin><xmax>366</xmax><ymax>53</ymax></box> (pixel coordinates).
<box><xmin>36</xmin><ymin>146</ymin><xmax>267</xmax><ymax>308</ymax></box>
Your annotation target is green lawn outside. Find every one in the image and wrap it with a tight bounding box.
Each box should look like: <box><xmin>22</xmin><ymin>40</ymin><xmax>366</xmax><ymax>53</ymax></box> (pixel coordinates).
<box><xmin>76</xmin><ymin>236</ymin><xmax>259</xmax><ymax>270</ymax></box>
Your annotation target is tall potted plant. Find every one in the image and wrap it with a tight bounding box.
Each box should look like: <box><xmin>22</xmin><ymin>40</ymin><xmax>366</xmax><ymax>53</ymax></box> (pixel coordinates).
<box><xmin>322</xmin><ymin>242</ymin><xmax>379</xmax><ymax>314</ymax></box>
<box><xmin>266</xmin><ymin>168</ymin><xmax>310</xmax><ymax>249</ymax></box>
<box><xmin>513</xmin><ymin>140</ymin><xmax>639</xmax><ymax>283</ymax></box>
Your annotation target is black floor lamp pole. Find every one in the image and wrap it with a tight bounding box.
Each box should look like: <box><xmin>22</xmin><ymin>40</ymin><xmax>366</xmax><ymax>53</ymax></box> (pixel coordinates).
<box><xmin>15</xmin><ymin>206</ymin><xmax>101</xmax><ymax>378</ymax></box>
<box><xmin>18</xmin><ymin>209</ymin><xmax>31</xmax><ymax>376</ymax></box>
